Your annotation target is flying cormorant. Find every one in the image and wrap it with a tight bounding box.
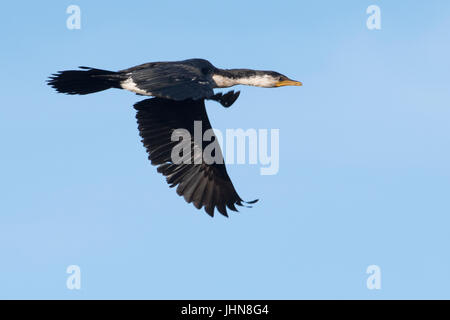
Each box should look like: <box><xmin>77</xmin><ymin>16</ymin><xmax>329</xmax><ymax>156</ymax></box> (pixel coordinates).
<box><xmin>47</xmin><ymin>58</ymin><xmax>302</xmax><ymax>217</ymax></box>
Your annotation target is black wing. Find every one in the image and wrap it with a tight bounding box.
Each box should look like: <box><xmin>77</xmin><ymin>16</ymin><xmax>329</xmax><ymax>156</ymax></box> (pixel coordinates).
<box><xmin>134</xmin><ymin>97</ymin><xmax>257</xmax><ymax>217</ymax></box>
<box><xmin>123</xmin><ymin>62</ymin><xmax>215</xmax><ymax>101</ymax></box>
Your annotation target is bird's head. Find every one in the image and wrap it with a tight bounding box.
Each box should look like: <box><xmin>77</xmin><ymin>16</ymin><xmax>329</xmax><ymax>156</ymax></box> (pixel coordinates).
<box><xmin>237</xmin><ymin>70</ymin><xmax>302</xmax><ymax>88</ymax></box>
<box><xmin>263</xmin><ymin>71</ymin><xmax>303</xmax><ymax>88</ymax></box>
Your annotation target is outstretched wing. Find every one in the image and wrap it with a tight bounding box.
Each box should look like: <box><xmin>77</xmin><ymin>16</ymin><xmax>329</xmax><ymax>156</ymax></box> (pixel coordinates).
<box><xmin>122</xmin><ymin>62</ymin><xmax>215</xmax><ymax>101</ymax></box>
<box><xmin>134</xmin><ymin>97</ymin><xmax>257</xmax><ymax>217</ymax></box>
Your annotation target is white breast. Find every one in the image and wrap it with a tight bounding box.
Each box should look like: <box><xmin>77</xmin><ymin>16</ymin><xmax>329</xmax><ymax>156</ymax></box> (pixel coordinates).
<box><xmin>212</xmin><ymin>74</ymin><xmax>237</xmax><ymax>88</ymax></box>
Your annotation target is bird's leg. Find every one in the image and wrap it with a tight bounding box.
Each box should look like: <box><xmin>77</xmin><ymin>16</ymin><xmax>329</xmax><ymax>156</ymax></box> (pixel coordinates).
<box><xmin>208</xmin><ymin>90</ymin><xmax>240</xmax><ymax>108</ymax></box>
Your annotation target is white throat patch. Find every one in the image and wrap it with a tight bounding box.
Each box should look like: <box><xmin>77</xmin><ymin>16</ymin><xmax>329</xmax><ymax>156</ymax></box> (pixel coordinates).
<box><xmin>213</xmin><ymin>74</ymin><xmax>276</xmax><ymax>88</ymax></box>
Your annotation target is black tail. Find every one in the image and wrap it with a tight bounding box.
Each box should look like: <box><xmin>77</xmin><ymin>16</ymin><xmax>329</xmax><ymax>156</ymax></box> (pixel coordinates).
<box><xmin>47</xmin><ymin>66</ymin><xmax>123</xmax><ymax>95</ymax></box>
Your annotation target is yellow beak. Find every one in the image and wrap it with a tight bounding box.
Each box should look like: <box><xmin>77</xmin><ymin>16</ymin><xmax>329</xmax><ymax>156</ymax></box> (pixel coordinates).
<box><xmin>275</xmin><ymin>79</ymin><xmax>303</xmax><ymax>87</ymax></box>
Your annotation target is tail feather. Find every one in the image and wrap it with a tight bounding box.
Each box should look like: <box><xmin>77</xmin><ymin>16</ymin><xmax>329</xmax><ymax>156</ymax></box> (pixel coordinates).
<box><xmin>47</xmin><ymin>67</ymin><xmax>122</xmax><ymax>95</ymax></box>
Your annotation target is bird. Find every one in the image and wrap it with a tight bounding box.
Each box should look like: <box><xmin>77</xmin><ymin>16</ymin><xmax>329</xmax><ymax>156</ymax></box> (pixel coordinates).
<box><xmin>47</xmin><ymin>58</ymin><xmax>302</xmax><ymax>217</ymax></box>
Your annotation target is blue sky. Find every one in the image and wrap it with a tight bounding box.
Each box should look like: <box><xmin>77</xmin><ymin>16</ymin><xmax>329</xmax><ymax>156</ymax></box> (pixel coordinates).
<box><xmin>0</xmin><ymin>1</ymin><xmax>449</xmax><ymax>299</ymax></box>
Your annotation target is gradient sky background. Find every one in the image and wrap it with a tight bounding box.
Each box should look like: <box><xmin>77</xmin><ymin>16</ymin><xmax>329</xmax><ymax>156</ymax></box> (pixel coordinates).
<box><xmin>1</xmin><ymin>1</ymin><xmax>449</xmax><ymax>299</ymax></box>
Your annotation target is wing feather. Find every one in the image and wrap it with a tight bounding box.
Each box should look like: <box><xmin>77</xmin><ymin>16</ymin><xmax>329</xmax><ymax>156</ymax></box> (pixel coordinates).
<box><xmin>134</xmin><ymin>97</ymin><xmax>257</xmax><ymax>217</ymax></box>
